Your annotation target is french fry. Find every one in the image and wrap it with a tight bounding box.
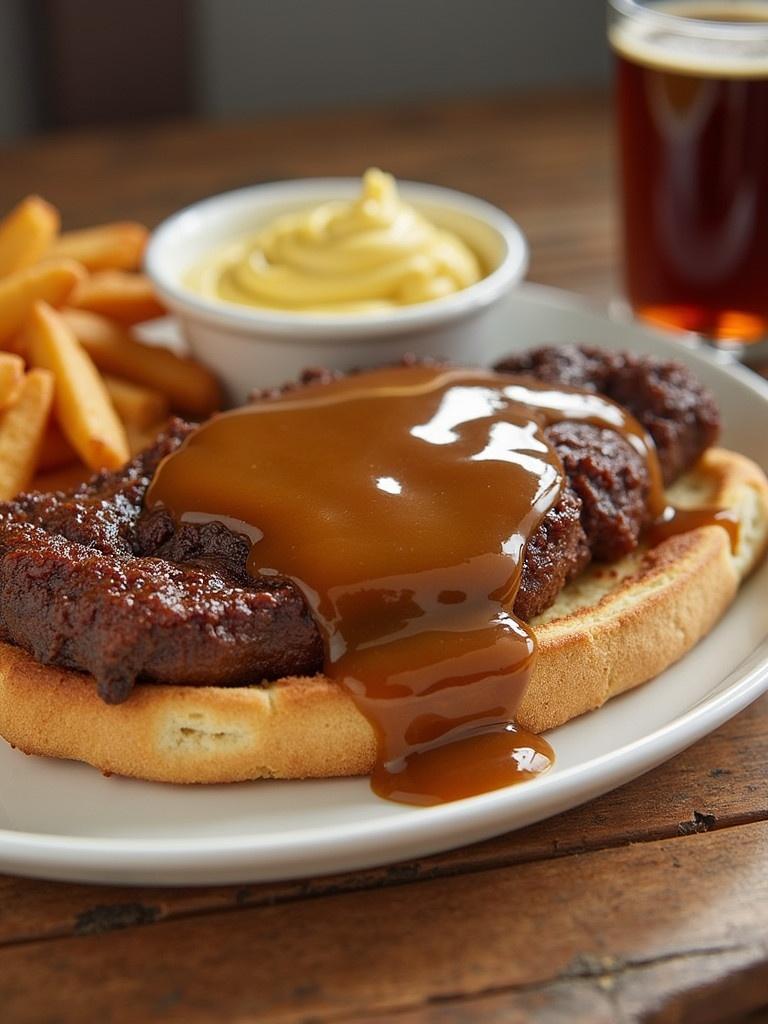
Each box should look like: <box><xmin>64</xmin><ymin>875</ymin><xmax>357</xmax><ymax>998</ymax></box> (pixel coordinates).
<box><xmin>68</xmin><ymin>271</ymin><xmax>165</xmax><ymax>324</ymax></box>
<box><xmin>0</xmin><ymin>259</ymin><xmax>85</xmax><ymax>345</ymax></box>
<box><xmin>104</xmin><ymin>375</ymin><xmax>169</xmax><ymax>430</ymax></box>
<box><xmin>38</xmin><ymin>423</ymin><xmax>78</xmax><ymax>472</ymax></box>
<box><xmin>49</xmin><ymin>221</ymin><xmax>148</xmax><ymax>272</ymax></box>
<box><xmin>61</xmin><ymin>308</ymin><xmax>222</xmax><ymax>417</ymax></box>
<box><xmin>0</xmin><ymin>196</ymin><xmax>60</xmax><ymax>277</ymax></box>
<box><xmin>0</xmin><ymin>352</ymin><xmax>25</xmax><ymax>410</ymax></box>
<box><xmin>27</xmin><ymin>302</ymin><xmax>129</xmax><ymax>471</ymax></box>
<box><xmin>0</xmin><ymin>368</ymin><xmax>55</xmax><ymax>499</ymax></box>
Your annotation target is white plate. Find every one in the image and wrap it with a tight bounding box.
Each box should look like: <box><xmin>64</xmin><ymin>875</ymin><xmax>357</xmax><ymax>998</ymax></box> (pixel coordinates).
<box><xmin>2</xmin><ymin>282</ymin><xmax>767</xmax><ymax>886</ymax></box>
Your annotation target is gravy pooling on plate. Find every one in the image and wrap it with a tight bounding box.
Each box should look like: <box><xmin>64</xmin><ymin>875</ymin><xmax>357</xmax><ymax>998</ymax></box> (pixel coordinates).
<box><xmin>147</xmin><ymin>365</ymin><xmax>671</xmax><ymax>805</ymax></box>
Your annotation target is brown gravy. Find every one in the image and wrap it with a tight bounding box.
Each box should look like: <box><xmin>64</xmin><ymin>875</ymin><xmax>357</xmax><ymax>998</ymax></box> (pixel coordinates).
<box><xmin>145</xmin><ymin>366</ymin><xmax>702</xmax><ymax>805</ymax></box>
<box><xmin>649</xmin><ymin>503</ymin><xmax>740</xmax><ymax>549</ymax></box>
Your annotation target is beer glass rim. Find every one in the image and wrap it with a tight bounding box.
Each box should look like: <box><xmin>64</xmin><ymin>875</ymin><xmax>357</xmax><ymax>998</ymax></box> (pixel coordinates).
<box><xmin>609</xmin><ymin>0</ymin><xmax>768</xmax><ymax>39</ymax></box>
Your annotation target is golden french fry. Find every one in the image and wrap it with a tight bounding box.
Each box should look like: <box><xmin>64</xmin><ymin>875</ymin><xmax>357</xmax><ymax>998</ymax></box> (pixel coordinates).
<box><xmin>0</xmin><ymin>196</ymin><xmax>60</xmax><ymax>277</ymax></box>
<box><xmin>68</xmin><ymin>271</ymin><xmax>165</xmax><ymax>324</ymax></box>
<box><xmin>104</xmin><ymin>375</ymin><xmax>169</xmax><ymax>430</ymax></box>
<box><xmin>38</xmin><ymin>423</ymin><xmax>78</xmax><ymax>472</ymax></box>
<box><xmin>49</xmin><ymin>222</ymin><xmax>148</xmax><ymax>272</ymax></box>
<box><xmin>0</xmin><ymin>368</ymin><xmax>55</xmax><ymax>499</ymax></box>
<box><xmin>0</xmin><ymin>352</ymin><xmax>25</xmax><ymax>410</ymax></box>
<box><xmin>61</xmin><ymin>308</ymin><xmax>222</xmax><ymax>417</ymax></box>
<box><xmin>0</xmin><ymin>259</ymin><xmax>85</xmax><ymax>345</ymax></box>
<box><xmin>27</xmin><ymin>302</ymin><xmax>129</xmax><ymax>471</ymax></box>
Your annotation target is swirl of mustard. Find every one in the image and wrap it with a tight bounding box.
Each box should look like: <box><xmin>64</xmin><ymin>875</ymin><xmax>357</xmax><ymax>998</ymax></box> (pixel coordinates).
<box><xmin>188</xmin><ymin>169</ymin><xmax>483</xmax><ymax>313</ymax></box>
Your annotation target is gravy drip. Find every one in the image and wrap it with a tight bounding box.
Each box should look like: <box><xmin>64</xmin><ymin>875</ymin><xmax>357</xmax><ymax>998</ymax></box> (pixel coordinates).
<box><xmin>146</xmin><ymin>366</ymin><xmax>664</xmax><ymax>805</ymax></box>
<box><xmin>649</xmin><ymin>504</ymin><xmax>740</xmax><ymax>549</ymax></box>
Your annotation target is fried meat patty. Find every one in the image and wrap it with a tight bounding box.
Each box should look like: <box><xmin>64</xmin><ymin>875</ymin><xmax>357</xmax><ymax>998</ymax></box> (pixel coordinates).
<box><xmin>494</xmin><ymin>344</ymin><xmax>720</xmax><ymax>485</ymax></box>
<box><xmin>0</xmin><ymin>347</ymin><xmax>719</xmax><ymax>702</ymax></box>
<box><xmin>0</xmin><ymin>424</ymin><xmax>322</xmax><ymax>703</ymax></box>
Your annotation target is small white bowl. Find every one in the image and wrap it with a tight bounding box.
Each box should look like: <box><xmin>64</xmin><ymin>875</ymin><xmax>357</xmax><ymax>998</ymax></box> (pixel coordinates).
<box><xmin>146</xmin><ymin>178</ymin><xmax>529</xmax><ymax>404</ymax></box>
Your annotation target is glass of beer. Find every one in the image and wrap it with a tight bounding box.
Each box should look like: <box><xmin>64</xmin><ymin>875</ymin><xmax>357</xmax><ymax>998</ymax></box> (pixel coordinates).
<box><xmin>609</xmin><ymin>1</ymin><xmax>768</xmax><ymax>345</ymax></box>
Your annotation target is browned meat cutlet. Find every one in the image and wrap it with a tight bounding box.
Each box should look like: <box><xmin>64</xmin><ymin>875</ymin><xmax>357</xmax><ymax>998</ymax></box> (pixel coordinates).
<box><xmin>505</xmin><ymin>346</ymin><xmax>719</xmax><ymax>615</ymax></box>
<box><xmin>0</xmin><ymin>348</ymin><xmax>720</xmax><ymax>703</ymax></box>
<box><xmin>0</xmin><ymin>422</ymin><xmax>322</xmax><ymax>703</ymax></box>
<box><xmin>0</xmin><ymin>523</ymin><xmax>321</xmax><ymax>704</ymax></box>
<box><xmin>514</xmin><ymin>487</ymin><xmax>590</xmax><ymax>622</ymax></box>
<box><xmin>253</xmin><ymin>354</ymin><xmax>657</xmax><ymax>622</ymax></box>
<box><xmin>515</xmin><ymin>422</ymin><xmax>649</xmax><ymax>620</ymax></box>
<box><xmin>494</xmin><ymin>344</ymin><xmax>720</xmax><ymax>485</ymax></box>
<box><xmin>6</xmin><ymin>420</ymin><xmax>190</xmax><ymax>557</ymax></box>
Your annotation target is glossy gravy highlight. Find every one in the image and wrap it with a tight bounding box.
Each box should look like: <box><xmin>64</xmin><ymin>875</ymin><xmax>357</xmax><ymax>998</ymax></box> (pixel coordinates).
<box><xmin>146</xmin><ymin>366</ymin><xmax>666</xmax><ymax>805</ymax></box>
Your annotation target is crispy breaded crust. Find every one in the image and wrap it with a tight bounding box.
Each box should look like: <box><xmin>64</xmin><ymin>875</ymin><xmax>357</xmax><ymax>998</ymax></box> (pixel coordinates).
<box><xmin>0</xmin><ymin>447</ymin><xmax>766</xmax><ymax>783</ymax></box>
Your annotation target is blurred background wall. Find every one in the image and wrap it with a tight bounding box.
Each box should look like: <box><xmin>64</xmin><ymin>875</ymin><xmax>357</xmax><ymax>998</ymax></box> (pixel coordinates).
<box><xmin>0</xmin><ymin>0</ymin><xmax>610</xmax><ymax>142</ymax></box>
<box><xmin>0</xmin><ymin>1</ymin><xmax>36</xmax><ymax>138</ymax></box>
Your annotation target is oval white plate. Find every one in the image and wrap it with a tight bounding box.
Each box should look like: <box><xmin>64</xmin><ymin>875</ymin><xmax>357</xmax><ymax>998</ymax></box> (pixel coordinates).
<box><xmin>1</xmin><ymin>282</ymin><xmax>766</xmax><ymax>886</ymax></box>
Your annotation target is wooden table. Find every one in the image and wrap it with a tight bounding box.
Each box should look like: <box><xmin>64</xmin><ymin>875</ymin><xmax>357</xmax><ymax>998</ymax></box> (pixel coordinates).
<box><xmin>2</xmin><ymin>92</ymin><xmax>767</xmax><ymax>1024</ymax></box>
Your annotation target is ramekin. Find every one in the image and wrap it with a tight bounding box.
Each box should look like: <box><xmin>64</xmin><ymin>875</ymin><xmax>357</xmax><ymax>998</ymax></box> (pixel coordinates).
<box><xmin>145</xmin><ymin>178</ymin><xmax>529</xmax><ymax>404</ymax></box>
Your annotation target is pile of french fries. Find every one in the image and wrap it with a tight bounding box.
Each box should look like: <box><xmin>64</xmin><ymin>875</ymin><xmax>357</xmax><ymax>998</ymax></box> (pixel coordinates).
<box><xmin>0</xmin><ymin>195</ymin><xmax>221</xmax><ymax>500</ymax></box>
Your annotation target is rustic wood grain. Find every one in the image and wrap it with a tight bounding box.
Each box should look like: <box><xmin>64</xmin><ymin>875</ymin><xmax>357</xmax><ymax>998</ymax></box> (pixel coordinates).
<box><xmin>2</xmin><ymin>821</ymin><xmax>767</xmax><ymax>1023</ymax></box>
<box><xmin>1</xmin><ymin>692</ymin><xmax>765</xmax><ymax>951</ymax></box>
<box><xmin>0</xmin><ymin>92</ymin><xmax>617</xmax><ymax>303</ymax></box>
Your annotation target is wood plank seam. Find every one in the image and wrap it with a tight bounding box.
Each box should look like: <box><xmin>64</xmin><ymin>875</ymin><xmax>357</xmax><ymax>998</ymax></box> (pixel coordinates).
<box><xmin>333</xmin><ymin>952</ymin><xmax>768</xmax><ymax>1024</ymax></box>
<box><xmin>2</xmin><ymin>918</ymin><xmax>765</xmax><ymax>1024</ymax></box>
<box><xmin>2</xmin><ymin>806</ymin><xmax>767</xmax><ymax>951</ymax></box>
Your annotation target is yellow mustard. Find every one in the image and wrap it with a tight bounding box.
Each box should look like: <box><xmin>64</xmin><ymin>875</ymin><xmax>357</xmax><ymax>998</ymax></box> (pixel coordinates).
<box><xmin>188</xmin><ymin>168</ymin><xmax>483</xmax><ymax>313</ymax></box>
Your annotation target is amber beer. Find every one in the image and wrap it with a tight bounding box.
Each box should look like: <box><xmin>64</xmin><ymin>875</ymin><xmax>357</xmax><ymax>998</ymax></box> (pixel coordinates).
<box><xmin>610</xmin><ymin>1</ymin><xmax>768</xmax><ymax>341</ymax></box>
